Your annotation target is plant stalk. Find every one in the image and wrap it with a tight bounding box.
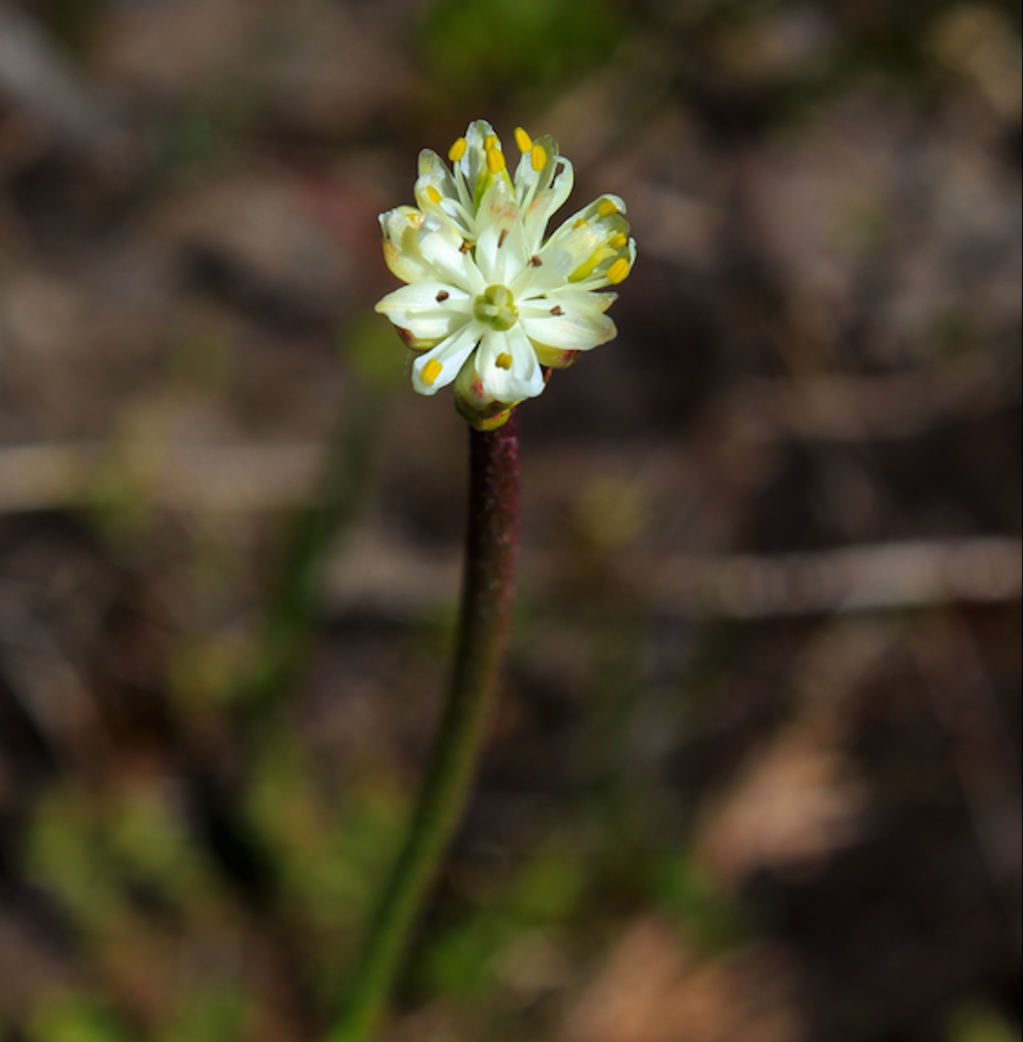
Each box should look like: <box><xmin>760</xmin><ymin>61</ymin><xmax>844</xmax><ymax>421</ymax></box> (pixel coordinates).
<box><xmin>326</xmin><ymin>411</ymin><xmax>522</xmax><ymax>1042</ymax></box>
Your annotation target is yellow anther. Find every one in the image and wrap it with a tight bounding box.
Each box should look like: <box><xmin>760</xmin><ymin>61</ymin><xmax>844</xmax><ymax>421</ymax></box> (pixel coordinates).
<box><xmin>484</xmin><ymin>134</ymin><xmax>499</xmax><ymax>151</ymax></box>
<box><xmin>515</xmin><ymin>127</ymin><xmax>533</xmax><ymax>153</ymax></box>
<box><xmin>448</xmin><ymin>137</ymin><xmax>468</xmax><ymax>162</ymax></box>
<box><xmin>496</xmin><ymin>353</ymin><xmax>514</xmax><ymax>370</ymax></box>
<box><xmin>531</xmin><ymin>144</ymin><xmax>547</xmax><ymax>172</ymax></box>
<box><xmin>609</xmin><ymin>233</ymin><xmax>628</xmax><ymax>250</ymax></box>
<box><xmin>598</xmin><ymin>199</ymin><xmax>619</xmax><ymax>217</ymax></box>
<box><xmin>426</xmin><ymin>185</ymin><xmax>443</xmax><ymax>205</ymax></box>
<box><xmin>422</xmin><ymin>359</ymin><xmax>444</xmax><ymax>386</ymax></box>
<box><xmin>607</xmin><ymin>258</ymin><xmax>631</xmax><ymax>284</ymax></box>
<box><xmin>574</xmin><ymin>218</ymin><xmax>589</xmax><ymax>230</ymax></box>
<box><xmin>487</xmin><ymin>148</ymin><xmax>506</xmax><ymax>174</ymax></box>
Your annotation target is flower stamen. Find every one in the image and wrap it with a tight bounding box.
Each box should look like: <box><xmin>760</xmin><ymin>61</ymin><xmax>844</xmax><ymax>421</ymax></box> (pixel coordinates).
<box><xmin>449</xmin><ymin>137</ymin><xmax>468</xmax><ymax>162</ymax></box>
<box><xmin>607</xmin><ymin>258</ymin><xmax>631</xmax><ymax>284</ymax></box>
<box><xmin>570</xmin><ymin>247</ymin><xmax>615</xmax><ymax>282</ymax></box>
<box><xmin>514</xmin><ymin>127</ymin><xmax>533</xmax><ymax>153</ymax></box>
<box><xmin>422</xmin><ymin>359</ymin><xmax>444</xmax><ymax>386</ymax></box>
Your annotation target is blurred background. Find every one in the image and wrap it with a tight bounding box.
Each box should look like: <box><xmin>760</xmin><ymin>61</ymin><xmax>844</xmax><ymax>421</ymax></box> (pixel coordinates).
<box><xmin>0</xmin><ymin>0</ymin><xmax>1020</xmax><ymax>1039</ymax></box>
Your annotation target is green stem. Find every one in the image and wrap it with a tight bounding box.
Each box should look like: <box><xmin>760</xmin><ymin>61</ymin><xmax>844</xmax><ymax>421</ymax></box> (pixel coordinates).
<box><xmin>325</xmin><ymin>411</ymin><xmax>522</xmax><ymax>1042</ymax></box>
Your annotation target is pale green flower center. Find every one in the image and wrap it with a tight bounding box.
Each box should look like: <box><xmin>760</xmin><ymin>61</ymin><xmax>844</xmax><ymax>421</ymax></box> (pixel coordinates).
<box><xmin>474</xmin><ymin>284</ymin><xmax>519</xmax><ymax>332</ymax></box>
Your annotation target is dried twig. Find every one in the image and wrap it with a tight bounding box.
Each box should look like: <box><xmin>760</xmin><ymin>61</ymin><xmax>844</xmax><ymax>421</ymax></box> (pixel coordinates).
<box><xmin>0</xmin><ymin>442</ymin><xmax>323</xmax><ymax>513</ymax></box>
<box><xmin>330</xmin><ymin>535</ymin><xmax>1022</xmax><ymax>619</ymax></box>
<box><xmin>650</xmin><ymin>538</ymin><xmax>1023</xmax><ymax>617</ymax></box>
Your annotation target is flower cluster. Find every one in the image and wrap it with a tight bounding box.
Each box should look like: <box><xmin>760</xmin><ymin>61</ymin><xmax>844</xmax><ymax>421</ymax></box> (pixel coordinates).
<box><xmin>375</xmin><ymin>120</ymin><xmax>636</xmax><ymax>429</ymax></box>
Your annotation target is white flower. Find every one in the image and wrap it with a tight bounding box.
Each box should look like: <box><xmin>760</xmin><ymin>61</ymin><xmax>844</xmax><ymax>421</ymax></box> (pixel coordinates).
<box><xmin>376</xmin><ymin>121</ymin><xmax>636</xmax><ymax>427</ymax></box>
<box><xmin>413</xmin><ymin>119</ymin><xmax>575</xmax><ymax>255</ymax></box>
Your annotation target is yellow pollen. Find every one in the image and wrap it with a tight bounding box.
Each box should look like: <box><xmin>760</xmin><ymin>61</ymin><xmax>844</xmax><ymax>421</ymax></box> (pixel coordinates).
<box><xmin>610</xmin><ymin>233</ymin><xmax>628</xmax><ymax>250</ymax></box>
<box><xmin>422</xmin><ymin>359</ymin><xmax>444</xmax><ymax>386</ymax></box>
<box><xmin>531</xmin><ymin>144</ymin><xmax>547</xmax><ymax>171</ymax></box>
<box><xmin>574</xmin><ymin>218</ymin><xmax>589</xmax><ymax>230</ymax></box>
<box><xmin>496</xmin><ymin>353</ymin><xmax>514</xmax><ymax>370</ymax></box>
<box><xmin>598</xmin><ymin>199</ymin><xmax>619</xmax><ymax>217</ymax></box>
<box><xmin>484</xmin><ymin>134</ymin><xmax>499</xmax><ymax>151</ymax></box>
<box><xmin>448</xmin><ymin>137</ymin><xmax>468</xmax><ymax>162</ymax></box>
<box><xmin>427</xmin><ymin>185</ymin><xmax>443</xmax><ymax>205</ymax></box>
<box><xmin>607</xmin><ymin>258</ymin><xmax>631</xmax><ymax>284</ymax></box>
<box><xmin>487</xmin><ymin>148</ymin><xmax>506</xmax><ymax>174</ymax></box>
<box><xmin>515</xmin><ymin>127</ymin><xmax>533</xmax><ymax>153</ymax></box>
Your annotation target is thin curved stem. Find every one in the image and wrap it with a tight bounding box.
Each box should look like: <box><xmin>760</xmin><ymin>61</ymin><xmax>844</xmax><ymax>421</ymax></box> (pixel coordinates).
<box><xmin>326</xmin><ymin>412</ymin><xmax>522</xmax><ymax>1042</ymax></box>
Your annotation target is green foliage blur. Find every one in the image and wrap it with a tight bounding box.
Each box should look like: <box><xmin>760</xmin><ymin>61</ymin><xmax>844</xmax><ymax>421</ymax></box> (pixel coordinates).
<box><xmin>420</xmin><ymin>0</ymin><xmax>629</xmax><ymax>103</ymax></box>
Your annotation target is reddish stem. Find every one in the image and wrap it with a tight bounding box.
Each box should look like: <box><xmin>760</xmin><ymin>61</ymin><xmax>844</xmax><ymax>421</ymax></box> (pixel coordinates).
<box><xmin>328</xmin><ymin>412</ymin><xmax>521</xmax><ymax>1042</ymax></box>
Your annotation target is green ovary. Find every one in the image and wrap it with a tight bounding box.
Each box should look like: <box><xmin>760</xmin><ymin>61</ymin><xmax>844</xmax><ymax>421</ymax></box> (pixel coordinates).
<box><xmin>474</xmin><ymin>285</ymin><xmax>519</xmax><ymax>332</ymax></box>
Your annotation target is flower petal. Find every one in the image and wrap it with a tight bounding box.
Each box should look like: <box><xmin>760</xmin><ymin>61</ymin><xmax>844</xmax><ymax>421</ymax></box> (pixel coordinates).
<box><xmin>414</xmin><ymin>150</ymin><xmax>475</xmax><ymax>238</ymax></box>
<box><xmin>375</xmin><ymin>282</ymin><xmax>473</xmax><ymax>348</ymax></box>
<box><xmin>519</xmin><ymin>144</ymin><xmax>574</xmax><ymax>251</ymax></box>
<box><xmin>375</xmin><ymin>281</ymin><xmax>472</xmax><ymax>313</ymax></box>
<box><xmin>416</xmin><ymin>149</ymin><xmax>457</xmax><ymax>202</ymax></box>
<box><xmin>380</xmin><ymin>207</ymin><xmax>432</xmax><ymax>284</ymax></box>
<box><xmin>411</xmin><ymin>323</ymin><xmax>482</xmax><ymax>396</ymax></box>
<box><xmin>557</xmin><ymin>194</ymin><xmax>628</xmax><ymax>228</ymax></box>
<box><xmin>454</xmin><ymin>352</ymin><xmax>516</xmax><ymax>427</ymax></box>
<box><xmin>475</xmin><ymin>327</ymin><xmax>545</xmax><ymax>404</ymax></box>
<box><xmin>526</xmin><ymin>287</ymin><xmax>618</xmax><ymax>313</ymax></box>
<box><xmin>519</xmin><ymin>294</ymin><xmax>618</xmax><ymax>352</ymax></box>
<box><xmin>570</xmin><ymin>236</ymin><xmax>638</xmax><ymax>290</ymax></box>
<box><xmin>416</xmin><ymin>217</ymin><xmax>485</xmax><ymax>293</ymax></box>
<box><xmin>474</xmin><ymin>179</ymin><xmax>529</xmax><ymax>287</ymax></box>
<box><xmin>533</xmin><ymin>345</ymin><xmax>582</xmax><ymax>369</ymax></box>
<box><xmin>459</xmin><ymin>121</ymin><xmax>498</xmax><ymax>179</ymax></box>
<box><xmin>457</xmin><ymin>119</ymin><xmax>503</xmax><ymax>208</ymax></box>
<box><xmin>533</xmin><ymin>201</ymin><xmax>634</xmax><ymax>289</ymax></box>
